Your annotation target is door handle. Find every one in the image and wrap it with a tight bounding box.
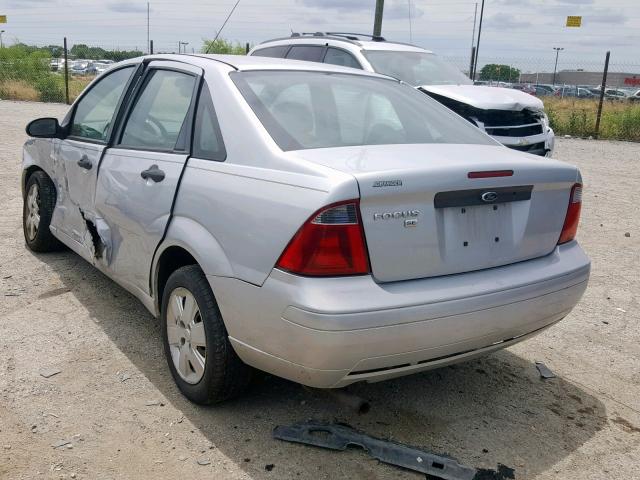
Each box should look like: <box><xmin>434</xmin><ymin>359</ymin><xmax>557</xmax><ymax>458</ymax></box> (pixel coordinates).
<box><xmin>77</xmin><ymin>155</ymin><xmax>92</xmax><ymax>170</ymax></box>
<box><xmin>140</xmin><ymin>164</ymin><xmax>165</xmax><ymax>183</ymax></box>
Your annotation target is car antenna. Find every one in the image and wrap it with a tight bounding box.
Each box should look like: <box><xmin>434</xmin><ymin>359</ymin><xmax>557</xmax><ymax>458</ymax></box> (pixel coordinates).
<box><xmin>205</xmin><ymin>0</ymin><xmax>241</xmax><ymax>53</ymax></box>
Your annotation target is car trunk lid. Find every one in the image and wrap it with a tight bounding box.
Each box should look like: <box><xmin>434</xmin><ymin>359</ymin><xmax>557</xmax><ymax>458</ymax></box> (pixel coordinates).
<box><xmin>288</xmin><ymin>144</ymin><xmax>579</xmax><ymax>283</ymax></box>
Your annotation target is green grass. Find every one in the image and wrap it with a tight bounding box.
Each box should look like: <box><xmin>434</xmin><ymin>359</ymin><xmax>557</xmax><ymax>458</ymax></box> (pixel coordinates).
<box><xmin>544</xmin><ymin>97</ymin><xmax>640</xmax><ymax>142</ymax></box>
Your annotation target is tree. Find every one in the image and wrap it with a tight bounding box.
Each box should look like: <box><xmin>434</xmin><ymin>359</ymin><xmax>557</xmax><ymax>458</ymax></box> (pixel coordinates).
<box><xmin>479</xmin><ymin>64</ymin><xmax>521</xmax><ymax>83</ymax></box>
<box><xmin>201</xmin><ymin>38</ymin><xmax>248</xmax><ymax>55</ymax></box>
<box><xmin>69</xmin><ymin>43</ymin><xmax>142</xmax><ymax>61</ymax></box>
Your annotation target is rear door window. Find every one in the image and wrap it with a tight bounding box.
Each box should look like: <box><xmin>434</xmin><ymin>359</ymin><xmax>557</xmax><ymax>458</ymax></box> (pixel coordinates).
<box><xmin>323</xmin><ymin>48</ymin><xmax>361</xmax><ymax>69</ymax></box>
<box><xmin>286</xmin><ymin>46</ymin><xmax>325</xmax><ymax>63</ymax></box>
<box><xmin>119</xmin><ymin>69</ymin><xmax>196</xmax><ymax>151</ymax></box>
<box><xmin>251</xmin><ymin>46</ymin><xmax>289</xmax><ymax>58</ymax></box>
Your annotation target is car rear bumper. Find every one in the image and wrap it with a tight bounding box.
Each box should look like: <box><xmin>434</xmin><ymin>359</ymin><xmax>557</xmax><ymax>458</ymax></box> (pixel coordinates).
<box><xmin>210</xmin><ymin>241</ymin><xmax>589</xmax><ymax>388</ymax></box>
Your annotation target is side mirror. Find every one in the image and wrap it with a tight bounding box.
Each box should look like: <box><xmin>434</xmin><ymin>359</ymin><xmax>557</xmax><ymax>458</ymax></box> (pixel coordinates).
<box><xmin>26</xmin><ymin>117</ymin><xmax>64</xmax><ymax>139</ymax></box>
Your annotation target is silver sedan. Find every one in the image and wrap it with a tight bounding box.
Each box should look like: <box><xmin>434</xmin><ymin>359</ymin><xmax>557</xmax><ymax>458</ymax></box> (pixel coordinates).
<box><xmin>21</xmin><ymin>54</ymin><xmax>589</xmax><ymax>403</ymax></box>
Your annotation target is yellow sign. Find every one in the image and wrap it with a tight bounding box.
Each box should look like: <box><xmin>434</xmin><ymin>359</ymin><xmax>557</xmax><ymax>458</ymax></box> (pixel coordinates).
<box><xmin>0</xmin><ymin>15</ymin><xmax>7</xmax><ymax>23</ymax></box>
<box><xmin>566</xmin><ymin>16</ymin><xmax>582</xmax><ymax>27</ymax></box>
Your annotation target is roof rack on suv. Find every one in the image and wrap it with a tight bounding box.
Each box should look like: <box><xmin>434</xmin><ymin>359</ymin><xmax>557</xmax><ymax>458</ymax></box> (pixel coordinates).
<box><xmin>290</xmin><ymin>32</ymin><xmax>386</xmax><ymax>42</ymax></box>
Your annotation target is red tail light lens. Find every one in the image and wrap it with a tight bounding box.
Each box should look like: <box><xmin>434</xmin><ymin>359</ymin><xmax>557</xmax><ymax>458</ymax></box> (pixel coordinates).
<box><xmin>276</xmin><ymin>200</ymin><xmax>370</xmax><ymax>276</ymax></box>
<box><xmin>558</xmin><ymin>183</ymin><xmax>582</xmax><ymax>244</ymax></box>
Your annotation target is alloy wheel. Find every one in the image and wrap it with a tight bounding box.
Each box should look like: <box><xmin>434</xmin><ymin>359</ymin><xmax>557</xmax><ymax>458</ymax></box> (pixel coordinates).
<box><xmin>25</xmin><ymin>183</ymin><xmax>40</xmax><ymax>241</ymax></box>
<box><xmin>166</xmin><ymin>287</ymin><xmax>207</xmax><ymax>384</ymax></box>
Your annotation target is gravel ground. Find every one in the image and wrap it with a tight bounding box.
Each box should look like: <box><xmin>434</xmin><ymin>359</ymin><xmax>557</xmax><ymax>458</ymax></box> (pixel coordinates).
<box><xmin>1</xmin><ymin>100</ymin><xmax>639</xmax><ymax>480</ymax></box>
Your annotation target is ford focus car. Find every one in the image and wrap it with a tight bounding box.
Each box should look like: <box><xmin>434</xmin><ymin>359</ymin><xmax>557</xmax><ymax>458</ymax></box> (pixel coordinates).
<box><xmin>22</xmin><ymin>54</ymin><xmax>589</xmax><ymax>404</ymax></box>
<box><xmin>250</xmin><ymin>32</ymin><xmax>555</xmax><ymax>156</ymax></box>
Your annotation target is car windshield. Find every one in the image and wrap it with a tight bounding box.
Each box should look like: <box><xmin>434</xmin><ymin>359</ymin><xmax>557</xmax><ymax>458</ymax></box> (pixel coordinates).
<box><xmin>362</xmin><ymin>51</ymin><xmax>472</xmax><ymax>87</ymax></box>
<box><xmin>231</xmin><ymin>71</ymin><xmax>493</xmax><ymax>152</ymax></box>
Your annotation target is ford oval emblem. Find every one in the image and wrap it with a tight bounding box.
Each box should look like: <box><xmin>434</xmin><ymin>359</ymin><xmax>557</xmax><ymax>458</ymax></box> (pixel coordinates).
<box><xmin>481</xmin><ymin>191</ymin><xmax>498</xmax><ymax>202</ymax></box>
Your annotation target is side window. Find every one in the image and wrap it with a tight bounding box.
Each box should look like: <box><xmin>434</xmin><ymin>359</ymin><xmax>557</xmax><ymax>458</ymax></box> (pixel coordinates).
<box><xmin>251</xmin><ymin>46</ymin><xmax>289</xmax><ymax>58</ymax></box>
<box><xmin>286</xmin><ymin>46</ymin><xmax>325</xmax><ymax>63</ymax></box>
<box><xmin>71</xmin><ymin>66</ymin><xmax>134</xmax><ymax>142</ymax></box>
<box><xmin>324</xmin><ymin>48</ymin><xmax>361</xmax><ymax>69</ymax></box>
<box><xmin>120</xmin><ymin>69</ymin><xmax>196</xmax><ymax>151</ymax></box>
<box><xmin>192</xmin><ymin>85</ymin><xmax>226</xmax><ymax>161</ymax></box>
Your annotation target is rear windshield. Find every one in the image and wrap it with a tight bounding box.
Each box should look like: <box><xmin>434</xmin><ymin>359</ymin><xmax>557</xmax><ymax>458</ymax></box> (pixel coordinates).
<box><xmin>231</xmin><ymin>71</ymin><xmax>493</xmax><ymax>151</ymax></box>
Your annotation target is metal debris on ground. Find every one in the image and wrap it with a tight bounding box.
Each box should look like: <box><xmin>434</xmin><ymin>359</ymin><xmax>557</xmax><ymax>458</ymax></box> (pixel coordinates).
<box><xmin>39</xmin><ymin>367</ymin><xmax>62</xmax><ymax>378</ymax></box>
<box><xmin>273</xmin><ymin>422</ymin><xmax>477</xmax><ymax>480</ymax></box>
<box><xmin>535</xmin><ymin>362</ymin><xmax>556</xmax><ymax>379</ymax></box>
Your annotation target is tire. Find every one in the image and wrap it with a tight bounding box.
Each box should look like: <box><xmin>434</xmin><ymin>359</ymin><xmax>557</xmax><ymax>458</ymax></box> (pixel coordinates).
<box><xmin>23</xmin><ymin>170</ymin><xmax>64</xmax><ymax>252</ymax></box>
<box><xmin>161</xmin><ymin>265</ymin><xmax>253</xmax><ymax>404</ymax></box>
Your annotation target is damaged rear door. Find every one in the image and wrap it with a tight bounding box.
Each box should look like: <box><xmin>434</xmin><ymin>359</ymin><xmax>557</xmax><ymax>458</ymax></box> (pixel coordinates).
<box><xmin>55</xmin><ymin>65</ymin><xmax>138</xmax><ymax>260</ymax></box>
<box><xmin>94</xmin><ymin>61</ymin><xmax>201</xmax><ymax>295</ymax></box>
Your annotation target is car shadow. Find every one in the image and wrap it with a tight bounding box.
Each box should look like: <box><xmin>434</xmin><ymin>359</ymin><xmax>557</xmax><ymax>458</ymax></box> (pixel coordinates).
<box><xmin>35</xmin><ymin>250</ymin><xmax>607</xmax><ymax>479</ymax></box>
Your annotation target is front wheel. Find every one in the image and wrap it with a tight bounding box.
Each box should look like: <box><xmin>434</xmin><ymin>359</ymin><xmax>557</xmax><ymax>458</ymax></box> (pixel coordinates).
<box><xmin>161</xmin><ymin>265</ymin><xmax>252</xmax><ymax>404</ymax></box>
<box><xmin>23</xmin><ymin>171</ymin><xmax>64</xmax><ymax>252</ymax></box>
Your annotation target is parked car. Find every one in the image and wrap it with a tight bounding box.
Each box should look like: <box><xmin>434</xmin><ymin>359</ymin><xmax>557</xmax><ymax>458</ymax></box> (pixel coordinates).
<box><xmin>510</xmin><ymin>83</ymin><xmax>536</xmax><ymax>96</ymax></box>
<box><xmin>250</xmin><ymin>33</ymin><xmax>555</xmax><ymax>156</ymax></box>
<box><xmin>629</xmin><ymin>89</ymin><xmax>640</xmax><ymax>102</ymax></box>
<box><xmin>556</xmin><ymin>85</ymin><xmax>596</xmax><ymax>99</ymax></box>
<box><xmin>533</xmin><ymin>84</ymin><xmax>559</xmax><ymax>97</ymax></box>
<box><xmin>93</xmin><ymin>62</ymin><xmax>112</xmax><ymax>74</ymax></box>
<box><xmin>49</xmin><ymin>58</ymin><xmax>66</xmax><ymax>72</ymax></box>
<box><xmin>22</xmin><ymin>54</ymin><xmax>589</xmax><ymax>403</ymax></box>
<box><xmin>70</xmin><ymin>60</ymin><xmax>97</xmax><ymax>76</ymax></box>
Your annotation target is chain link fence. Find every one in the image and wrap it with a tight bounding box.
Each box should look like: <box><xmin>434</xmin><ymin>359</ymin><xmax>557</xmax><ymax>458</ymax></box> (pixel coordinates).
<box><xmin>1</xmin><ymin>39</ymin><xmax>639</xmax><ymax>141</ymax></box>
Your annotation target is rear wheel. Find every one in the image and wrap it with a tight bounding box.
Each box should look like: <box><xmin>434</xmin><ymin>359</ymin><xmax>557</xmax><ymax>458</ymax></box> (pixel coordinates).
<box><xmin>23</xmin><ymin>171</ymin><xmax>63</xmax><ymax>252</ymax></box>
<box><xmin>161</xmin><ymin>265</ymin><xmax>252</xmax><ymax>404</ymax></box>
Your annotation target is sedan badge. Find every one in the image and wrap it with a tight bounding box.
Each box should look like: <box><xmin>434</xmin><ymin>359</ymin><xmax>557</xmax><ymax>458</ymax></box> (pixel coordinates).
<box><xmin>481</xmin><ymin>191</ymin><xmax>499</xmax><ymax>203</ymax></box>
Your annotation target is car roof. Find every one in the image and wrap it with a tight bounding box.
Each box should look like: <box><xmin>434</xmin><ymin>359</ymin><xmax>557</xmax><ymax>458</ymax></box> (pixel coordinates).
<box><xmin>120</xmin><ymin>54</ymin><xmax>397</xmax><ymax>79</ymax></box>
<box><xmin>254</xmin><ymin>35</ymin><xmax>432</xmax><ymax>54</ymax></box>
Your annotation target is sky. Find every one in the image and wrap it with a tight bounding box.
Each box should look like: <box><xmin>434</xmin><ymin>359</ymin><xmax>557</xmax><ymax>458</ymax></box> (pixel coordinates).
<box><xmin>1</xmin><ymin>0</ymin><xmax>638</xmax><ymax>72</ymax></box>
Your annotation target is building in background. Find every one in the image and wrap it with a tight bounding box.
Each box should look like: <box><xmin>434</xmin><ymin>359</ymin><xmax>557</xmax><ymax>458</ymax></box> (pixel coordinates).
<box><xmin>520</xmin><ymin>70</ymin><xmax>640</xmax><ymax>88</ymax></box>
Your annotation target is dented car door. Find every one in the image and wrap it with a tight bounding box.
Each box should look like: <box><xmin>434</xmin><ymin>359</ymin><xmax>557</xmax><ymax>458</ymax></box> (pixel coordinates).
<box><xmin>93</xmin><ymin>61</ymin><xmax>201</xmax><ymax>296</ymax></box>
<box><xmin>55</xmin><ymin>65</ymin><xmax>137</xmax><ymax>260</ymax></box>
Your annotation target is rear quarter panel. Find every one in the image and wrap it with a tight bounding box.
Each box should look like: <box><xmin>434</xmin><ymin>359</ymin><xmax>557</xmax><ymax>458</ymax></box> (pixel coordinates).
<box><xmin>166</xmin><ymin>70</ymin><xmax>359</xmax><ymax>286</ymax></box>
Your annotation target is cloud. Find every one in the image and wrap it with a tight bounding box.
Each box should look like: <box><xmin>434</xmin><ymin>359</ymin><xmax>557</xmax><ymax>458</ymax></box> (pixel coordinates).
<box><xmin>107</xmin><ymin>2</ymin><xmax>149</xmax><ymax>13</ymax></box>
<box><xmin>555</xmin><ymin>0</ymin><xmax>594</xmax><ymax>4</ymax></box>
<box><xmin>385</xmin><ymin>2</ymin><xmax>424</xmax><ymax>20</ymax></box>
<box><xmin>484</xmin><ymin>13</ymin><xmax>532</xmax><ymax>29</ymax></box>
<box><xmin>297</xmin><ymin>0</ymin><xmax>371</xmax><ymax>12</ymax></box>
<box><xmin>586</xmin><ymin>10</ymin><xmax>628</xmax><ymax>24</ymax></box>
<box><xmin>5</xmin><ymin>0</ymin><xmax>53</xmax><ymax>7</ymax></box>
<box><xmin>493</xmin><ymin>0</ymin><xmax>532</xmax><ymax>5</ymax></box>
<box><xmin>298</xmin><ymin>0</ymin><xmax>422</xmax><ymax>18</ymax></box>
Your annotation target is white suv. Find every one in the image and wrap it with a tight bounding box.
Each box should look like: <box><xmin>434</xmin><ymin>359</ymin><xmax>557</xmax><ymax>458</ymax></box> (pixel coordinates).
<box><xmin>250</xmin><ymin>33</ymin><xmax>555</xmax><ymax>156</ymax></box>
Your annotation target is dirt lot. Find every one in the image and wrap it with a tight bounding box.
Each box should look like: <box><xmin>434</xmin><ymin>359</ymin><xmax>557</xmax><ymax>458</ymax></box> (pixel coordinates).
<box><xmin>1</xmin><ymin>99</ymin><xmax>639</xmax><ymax>480</ymax></box>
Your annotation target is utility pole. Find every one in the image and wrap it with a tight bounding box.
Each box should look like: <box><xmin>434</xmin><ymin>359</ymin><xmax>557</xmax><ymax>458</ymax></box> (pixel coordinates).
<box><xmin>407</xmin><ymin>0</ymin><xmax>412</xmax><ymax>42</ymax></box>
<box><xmin>594</xmin><ymin>51</ymin><xmax>610</xmax><ymax>139</ymax></box>
<box><xmin>373</xmin><ymin>0</ymin><xmax>384</xmax><ymax>38</ymax></box>
<box><xmin>178</xmin><ymin>41</ymin><xmax>188</xmax><ymax>54</ymax></box>
<box><xmin>471</xmin><ymin>0</ymin><xmax>485</xmax><ymax>80</ymax></box>
<box><xmin>469</xmin><ymin>3</ymin><xmax>477</xmax><ymax>79</ymax></box>
<box><xmin>0</xmin><ymin>30</ymin><xmax>4</xmax><ymax>48</ymax></box>
<box><xmin>552</xmin><ymin>47</ymin><xmax>564</xmax><ymax>86</ymax></box>
<box><xmin>146</xmin><ymin>2</ymin><xmax>150</xmax><ymax>54</ymax></box>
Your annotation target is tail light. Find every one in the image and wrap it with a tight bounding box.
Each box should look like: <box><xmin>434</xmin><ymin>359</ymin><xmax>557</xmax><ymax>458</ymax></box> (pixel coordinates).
<box><xmin>276</xmin><ymin>200</ymin><xmax>370</xmax><ymax>276</ymax></box>
<box><xmin>558</xmin><ymin>183</ymin><xmax>582</xmax><ymax>244</ymax></box>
